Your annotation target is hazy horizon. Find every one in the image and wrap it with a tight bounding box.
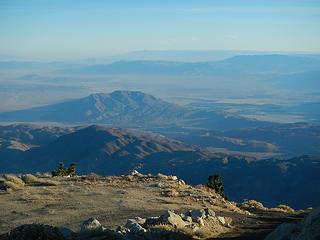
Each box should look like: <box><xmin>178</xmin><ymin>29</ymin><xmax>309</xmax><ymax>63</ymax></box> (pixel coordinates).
<box><xmin>1</xmin><ymin>0</ymin><xmax>320</xmax><ymax>60</ymax></box>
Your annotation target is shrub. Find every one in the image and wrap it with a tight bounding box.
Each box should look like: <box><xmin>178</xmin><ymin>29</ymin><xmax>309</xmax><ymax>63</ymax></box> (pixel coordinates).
<box><xmin>3</xmin><ymin>175</ymin><xmax>25</xmax><ymax>187</ymax></box>
<box><xmin>207</xmin><ymin>174</ymin><xmax>228</xmax><ymax>199</ymax></box>
<box><xmin>0</xmin><ymin>181</ymin><xmax>23</xmax><ymax>192</ymax></box>
<box><xmin>85</xmin><ymin>173</ymin><xmax>101</xmax><ymax>182</ymax></box>
<box><xmin>21</xmin><ymin>174</ymin><xmax>58</xmax><ymax>186</ymax></box>
<box><xmin>52</xmin><ymin>162</ymin><xmax>77</xmax><ymax>177</ymax></box>
<box><xmin>272</xmin><ymin>204</ymin><xmax>295</xmax><ymax>213</ymax></box>
<box><xmin>67</xmin><ymin>163</ymin><xmax>77</xmax><ymax>177</ymax></box>
<box><xmin>21</xmin><ymin>174</ymin><xmax>39</xmax><ymax>184</ymax></box>
<box><xmin>240</xmin><ymin>199</ymin><xmax>267</xmax><ymax>211</ymax></box>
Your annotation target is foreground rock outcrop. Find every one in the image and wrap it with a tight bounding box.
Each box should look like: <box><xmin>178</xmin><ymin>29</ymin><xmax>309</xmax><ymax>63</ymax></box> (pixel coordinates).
<box><xmin>0</xmin><ymin>208</ymin><xmax>230</xmax><ymax>240</ymax></box>
<box><xmin>265</xmin><ymin>208</ymin><xmax>320</xmax><ymax>240</ymax></box>
<box><xmin>117</xmin><ymin>208</ymin><xmax>232</xmax><ymax>239</ymax></box>
<box><xmin>0</xmin><ymin>171</ymin><xmax>308</xmax><ymax>239</ymax></box>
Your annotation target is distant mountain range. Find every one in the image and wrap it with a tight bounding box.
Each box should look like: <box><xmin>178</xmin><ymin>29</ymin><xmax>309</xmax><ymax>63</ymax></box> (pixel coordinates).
<box><xmin>0</xmin><ymin>90</ymin><xmax>269</xmax><ymax>130</ymax></box>
<box><xmin>0</xmin><ymin>124</ymin><xmax>319</xmax><ymax>209</ymax></box>
<box><xmin>69</xmin><ymin>55</ymin><xmax>320</xmax><ymax>75</ymax></box>
<box><xmin>1</xmin><ymin>90</ymin><xmax>319</xmax><ymax>158</ymax></box>
<box><xmin>2</xmin><ymin>54</ymin><xmax>320</xmax><ymax>74</ymax></box>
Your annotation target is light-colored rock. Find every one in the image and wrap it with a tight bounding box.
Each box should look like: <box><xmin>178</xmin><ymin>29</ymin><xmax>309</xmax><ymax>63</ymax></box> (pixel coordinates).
<box><xmin>185</xmin><ymin>216</ymin><xmax>193</xmax><ymax>223</ymax></box>
<box><xmin>156</xmin><ymin>173</ymin><xmax>168</xmax><ymax>179</ymax></box>
<box><xmin>205</xmin><ymin>208</ymin><xmax>216</xmax><ymax>218</ymax></box>
<box><xmin>161</xmin><ymin>189</ymin><xmax>179</xmax><ymax>197</ymax></box>
<box><xmin>240</xmin><ymin>199</ymin><xmax>267</xmax><ymax>211</ymax></box>
<box><xmin>167</xmin><ymin>175</ymin><xmax>178</xmax><ymax>181</ymax></box>
<box><xmin>130</xmin><ymin>170</ymin><xmax>143</xmax><ymax>177</ymax></box>
<box><xmin>178</xmin><ymin>180</ymin><xmax>186</xmax><ymax>185</ymax></box>
<box><xmin>266</xmin><ymin>208</ymin><xmax>320</xmax><ymax>240</ymax></box>
<box><xmin>135</xmin><ymin>217</ymin><xmax>146</xmax><ymax>225</ymax></box>
<box><xmin>125</xmin><ymin>219</ymin><xmax>147</xmax><ymax>233</ymax></box>
<box><xmin>160</xmin><ymin>210</ymin><xmax>187</xmax><ymax>228</ymax></box>
<box><xmin>217</xmin><ymin>216</ymin><xmax>226</xmax><ymax>225</ymax></box>
<box><xmin>196</xmin><ymin>217</ymin><xmax>205</xmax><ymax>227</ymax></box>
<box><xmin>81</xmin><ymin>218</ymin><xmax>104</xmax><ymax>232</ymax></box>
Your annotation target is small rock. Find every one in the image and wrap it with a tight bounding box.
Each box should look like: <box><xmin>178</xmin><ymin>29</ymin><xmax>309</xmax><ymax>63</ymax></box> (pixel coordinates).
<box><xmin>217</xmin><ymin>216</ymin><xmax>226</xmax><ymax>225</ymax></box>
<box><xmin>116</xmin><ymin>225</ymin><xmax>127</xmax><ymax>234</ymax></box>
<box><xmin>191</xmin><ymin>225</ymin><xmax>200</xmax><ymax>232</ymax></box>
<box><xmin>167</xmin><ymin>175</ymin><xmax>178</xmax><ymax>181</ymax></box>
<box><xmin>135</xmin><ymin>217</ymin><xmax>146</xmax><ymax>225</ymax></box>
<box><xmin>185</xmin><ymin>216</ymin><xmax>193</xmax><ymax>223</ymax></box>
<box><xmin>127</xmin><ymin>175</ymin><xmax>134</xmax><ymax>182</ymax></box>
<box><xmin>155</xmin><ymin>182</ymin><xmax>166</xmax><ymax>188</ymax></box>
<box><xmin>81</xmin><ymin>218</ymin><xmax>103</xmax><ymax>232</ymax></box>
<box><xmin>156</xmin><ymin>173</ymin><xmax>168</xmax><ymax>179</ymax></box>
<box><xmin>145</xmin><ymin>217</ymin><xmax>160</xmax><ymax>226</ymax></box>
<box><xmin>204</xmin><ymin>208</ymin><xmax>216</xmax><ymax>217</ymax></box>
<box><xmin>160</xmin><ymin>210</ymin><xmax>187</xmax><ymax>228</ymax></box>
<box><xmin>130</xmin><ymin>170</ymin><xmax>143</xmax><ymax>177</ymax></box>
<box><xmin>161</xmin><ymin>189</ymin><xmax>179</xmax><ymax>197</ymax></box>
<box><xmin>196</xmin><ymin>217</ymin><xmax>205</xmax><ymax>227</ymax></box>
<box><xmin>189</xmin><ymin>209</ymin><xmax>206</xmax><ymax>220</ymax></box>
<box><xmin>178</xmin><ymin>180</ymin><xmax>186</xmax><ymax>185</ymax></box>
<box><xmin>125</xmin><ymin>219</ymin><xmax>146</xmax><ymax>233</ymax></box>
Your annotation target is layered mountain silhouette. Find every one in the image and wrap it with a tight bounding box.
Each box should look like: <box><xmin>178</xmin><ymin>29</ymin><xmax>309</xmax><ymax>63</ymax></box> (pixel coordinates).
<box><xmin>0</xmin><ymin>124</ymin><xmax>211</xmax><ymax>174</ymax></box>
<box><xmin>1</xmin><ymin>124</ymin><xmax>319</xmax><ymax>208</ymax></box>
<box><xmin>0</xmin><ymin>90</ymin><xmax>268</xmax><ymax>130</ymax></box>
<box><xmin>69</xmin><ymin>55</ymin><xmax>320</xmax><ymax>75</ymax></box>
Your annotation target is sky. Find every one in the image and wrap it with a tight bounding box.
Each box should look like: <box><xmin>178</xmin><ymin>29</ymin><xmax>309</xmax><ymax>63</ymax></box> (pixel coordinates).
<box><xmin>0</xmin><ymin>0</ymin><xmax>320</xmax><ymax>60</ymax></box>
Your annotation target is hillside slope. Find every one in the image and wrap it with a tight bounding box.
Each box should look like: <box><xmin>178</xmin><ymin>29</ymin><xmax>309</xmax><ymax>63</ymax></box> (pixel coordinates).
<box><xmin>0</xmin><ymin>90</ymin><xmax>270</xmax><ymax>130</ymax></box>
<box><xmin>1</xmin><ymin>124</ymin><xmax>319</xmax><ymax>209</ymax></box>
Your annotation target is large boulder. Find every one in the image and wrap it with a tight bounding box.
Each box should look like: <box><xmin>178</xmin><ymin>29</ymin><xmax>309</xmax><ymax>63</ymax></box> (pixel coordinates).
<box><xmin>266</xmin><ymin>208</ymin><xmax>320</xmax><ymax>240</ymax></box>
<box><xmin>188</xmin><ymin>209</ymin><xmax>206</xmax><ymax>220</ymax></box>
<box><xmin>124</xmin><ymin>219</ymin><xmax>147</xmax><ymax>234</ymax></box>
<box><xmin>160</xmin><ymin>210</ymin><xmax>187</xmax><ymax>228</ymax></box>
<box><xmin>80</xmin><ymin>218</ymin><xmax>104</xmax><ymax>232</ymax></box>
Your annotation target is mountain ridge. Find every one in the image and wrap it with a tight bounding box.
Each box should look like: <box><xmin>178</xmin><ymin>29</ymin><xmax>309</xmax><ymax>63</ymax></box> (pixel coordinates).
<box><xmin>1</xmin><ymin>124</ymin><xmax>319</xmax><ymax>208</ymax></box>
<box><xmin>0</xmin><ymin>90</ymin><xmax>267</xmax><ymax>130</ymax></box>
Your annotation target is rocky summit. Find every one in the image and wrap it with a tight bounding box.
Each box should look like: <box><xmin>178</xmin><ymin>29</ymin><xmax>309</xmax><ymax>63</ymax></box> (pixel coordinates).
<box><xmin>0</xmin><ymin>171</ymin><xmax>312</xmax><ymax>240</ymax></box>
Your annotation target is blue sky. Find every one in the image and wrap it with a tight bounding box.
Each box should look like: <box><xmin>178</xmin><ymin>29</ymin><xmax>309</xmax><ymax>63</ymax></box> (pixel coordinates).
<box><xmin>0</xmin><ymin>0</ymin><xmax>319</xmax><ymax>60</ymax></box>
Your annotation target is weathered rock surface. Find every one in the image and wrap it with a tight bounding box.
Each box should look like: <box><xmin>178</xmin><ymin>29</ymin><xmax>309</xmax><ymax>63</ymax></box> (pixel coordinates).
<box><xmin>80</xmin><ymin>218</ymin><xmax>104</xmax><ymax>232</ymax></box>
<box><xmin>265</xmin><ymin>208</ymin><xmax>320</xmax><ymax>240</ymax></box>
<box><xmin>124</xmin><ymin>219</ymin><xmax>147</xmax><ymax>234</ymax></box>
<box><xmin>159</xmin><ymin>210</ymin><xmax>187</xmax><ymax>228</ymax></box>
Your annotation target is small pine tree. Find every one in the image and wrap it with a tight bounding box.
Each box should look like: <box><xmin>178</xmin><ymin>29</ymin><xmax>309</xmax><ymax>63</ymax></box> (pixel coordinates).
<box><xmin>67</xmin><ymin>163</ymin><xmax>77</xmax><ymax>176</ymax></box>
<box><xmin>52</xmin><ymin>162</ymin><xmax>76</xmax><ymax>177</ymax></box>
<box><xmin>57</xmin><ymin>162</ymin><xmax>66</xmax><ymax>176</ymax></box>
<box><xmin>207</xmin><ymin>174</ymin><xmax>228</xmax><ymax>199</ymax></box>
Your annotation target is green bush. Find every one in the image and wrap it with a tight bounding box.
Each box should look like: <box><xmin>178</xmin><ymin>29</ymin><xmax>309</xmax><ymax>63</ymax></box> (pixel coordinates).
<box><xmin>207</xmin><ymin>174</ymin><xmax>228</xmax><ymax>200</ymax></box>
<box><xmin>52</xmin><ymin>162</ymin><xmax>77</xmax><ymax>177</ymax></box>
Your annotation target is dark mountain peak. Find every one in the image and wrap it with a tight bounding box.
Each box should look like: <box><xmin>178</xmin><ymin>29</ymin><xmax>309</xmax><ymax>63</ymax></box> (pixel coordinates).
<box><xmin>82</xmin><ymin>90</ymin><xmax>159</xmax><ymax>106</ymax></box>
<box><xmin>77</xmin><ymin>125</ymin><xmax>126</xmax><ymax>138</ymax></box>
<box><xmin>110</xmin><ymin>90</ymin><xmax>156</xmax><ymax>101</ymax></box>
<box><xmin>111</xmin><ymin>89</ymin><xmax>149</xmax><ymax>97</ymax></box>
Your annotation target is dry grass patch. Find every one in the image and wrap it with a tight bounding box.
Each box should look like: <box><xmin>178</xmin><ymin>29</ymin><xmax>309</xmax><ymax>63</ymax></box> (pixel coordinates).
<box><xmin>240</xmin><ymin>200</ymin><xmax>267</xmax><ymax>211</ymax></box>
<box><xmin>271</xmin><ymin>204</ymin><xmax>295</xmax><ymax>214</ymax></box>
<box><xmin>3</xmin><ymin>175</ymin><xmax>25</xmax><ymax>187</ymax></box>
<box><xmin>21</xmin><ymin>174</ymin><xmax>58</xmax><ymax>186</ymax></box>
<box><xmin>21</xmin><ymin>174</ymin><xmax>40</xmax><ymax>184</ymax></box>
<box><xmin>0</xmin><ymin>180</ymin><xmax>24</xmax><ymax>192</ymax></box>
